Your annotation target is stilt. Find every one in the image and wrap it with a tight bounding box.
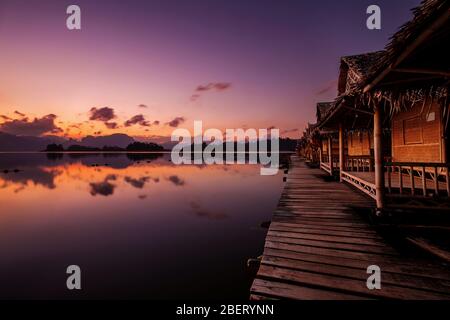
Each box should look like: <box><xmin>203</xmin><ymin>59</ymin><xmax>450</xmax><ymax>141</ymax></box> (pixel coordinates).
<box><xmin>339</xmin><ymin>123</ymin><xmax>344</xmax><ymax>182</ymax></box>
<box><xmin>328</xmin><ymin>136</ymin><xmax>333</xmax><ymax>176</ymax></box>
<box><xmin>374</xmin><ymin>106</ymin><xmax>385</xmax><ymax>211</ymax></box>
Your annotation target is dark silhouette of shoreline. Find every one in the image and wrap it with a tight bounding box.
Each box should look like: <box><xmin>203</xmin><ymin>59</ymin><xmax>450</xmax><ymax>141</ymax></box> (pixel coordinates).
<box><xmin>43</xmin><ymin>141</ymin><xmax>166</xmax><ymax>153</ymax></box>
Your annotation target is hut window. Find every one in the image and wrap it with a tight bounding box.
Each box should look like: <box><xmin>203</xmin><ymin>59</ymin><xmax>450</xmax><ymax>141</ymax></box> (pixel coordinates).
<box><xmin>403</xmin><ymin>117</ymin><xmax>423</xmax><ymax>145</ymax></box>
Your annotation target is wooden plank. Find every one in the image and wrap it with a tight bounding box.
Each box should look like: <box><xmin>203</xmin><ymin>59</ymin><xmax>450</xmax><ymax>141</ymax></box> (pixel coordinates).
<box><xmin>265</xmin><ymin>235</ymin><xmax>397</xmax><ymax>255</ymax></box>
<box><xmin>249</xmin><ymin>294</ymin><xmax>279</xmax><ymax>300</ymax></box>
<box><xmin>271</xmin><ymin>221</ymin><xmax>380</xmax><ymax>235</ymax></box>
<box><xmin>251</xmin><ymin>156</ymin><xmax>450</xmax><ymax>300</ymax></box>
<box><xmin>406</xmin><ymin>237</ymin><xmax>450</xmax><ymax>263</ymax></box>
<box><xmin>261</xmin><ymin>255</ymin><xmax>450</xmax><ymax>294</ymax></box>
<box><xmin>257</xmin><ymin>265</ymin><xmax>450</xmax><ymax>300</ymax></box>
<box><xmin>262</xmin><ymin>247</ymin><xmax>450</xmax><ymax>281</ymax></box>
<box><xmin>269</xmin><ymin>224</ymin><xmax>383</xmax><ymax>240</ymax></box>
<box><xmin>251</xmin><ymin>279</ymin><xmax>370</xmax><ymax>300</ymax></box>
<box><xmin>265</xmin><ymin>240</ymin><xmax>396</xmax><ymax>261</ymax></box>
<box><xmin>267</xmin><ymin>230</ymin><xmax>387</xmax><ymax>246</ymax></box>
<box><xmin>272</xmin><ymin>217</ymin><xmax>370</xmax><ymax>228</ymax></box>
<box><xmin>265</xmin><ymin>240</ymin><xmax>450</xmax><ymax>274</ymax></box>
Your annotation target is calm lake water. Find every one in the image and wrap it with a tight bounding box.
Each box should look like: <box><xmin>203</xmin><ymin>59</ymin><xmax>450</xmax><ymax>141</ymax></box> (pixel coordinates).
<box><xmin>0</xmin><ymin>153</ymin><xmax>285</xmax><ymax>299</ymax></box>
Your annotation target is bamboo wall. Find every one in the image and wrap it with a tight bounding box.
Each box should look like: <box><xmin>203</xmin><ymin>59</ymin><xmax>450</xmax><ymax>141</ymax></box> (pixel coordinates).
<box><xmin>391</xmin><ymin>102</ymin><xmax>443</xmax><ymax>163</ymax></box>
<box><xmin>347</xmin><ymin>131</ymin><xmax>372</xmax><ymax>156</ymax></box>
<box><xmin>321</xmin><ymin>139</ymin><xmax>328</xmax><ymax>154</ymax></box>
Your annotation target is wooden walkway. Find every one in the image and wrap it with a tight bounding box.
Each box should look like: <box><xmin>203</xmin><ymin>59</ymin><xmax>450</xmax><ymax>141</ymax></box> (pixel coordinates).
<box><xmin>250</xmin><ymin>156</ymin><xmax>450</xmax><ymax>300</ymax></box>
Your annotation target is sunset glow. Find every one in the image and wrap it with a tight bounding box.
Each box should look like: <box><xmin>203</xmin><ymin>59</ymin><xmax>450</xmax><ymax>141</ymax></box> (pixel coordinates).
<box><xmin>0</xmin><ymin>0</ymin><xmax>420</xmax><ymax>141</ymax></box>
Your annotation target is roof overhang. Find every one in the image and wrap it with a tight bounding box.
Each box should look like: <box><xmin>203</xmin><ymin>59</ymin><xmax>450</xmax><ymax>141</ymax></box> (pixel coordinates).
<box><xmin>363</xmin><ymin>3</ymin><xmax>450</xmax><ymax>92</ymax></box>
<box><xmin>318</xmin><ymin>96</ymin><xmax>374</xmax><ymax>131</ymax></box>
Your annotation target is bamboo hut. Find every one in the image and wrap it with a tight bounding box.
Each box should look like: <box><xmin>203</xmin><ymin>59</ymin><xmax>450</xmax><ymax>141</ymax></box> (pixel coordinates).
<box><xmin>300</xmin><ymin>123</ymin><xmax>321</xmax><ymax>164</ymax></box>
<box><xmin>319</xmin><ymin>52</ymin><xmax>385</xmax><ymax>176</ymax></box>
<box><xmin>316</xmin><ymin>102</ymin><xmax>339</xmax><ymax>175</ymax></box>
<box><xmin>318</xmin><ymin>0</ymin><xmax>450</xmax><ymax>211</ymax></box>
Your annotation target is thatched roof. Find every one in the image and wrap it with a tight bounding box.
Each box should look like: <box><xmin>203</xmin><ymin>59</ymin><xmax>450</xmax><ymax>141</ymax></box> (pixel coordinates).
<box><xmin>307</xmin><ymin>122</ymin><xmax>318</xmax><ymax>131</ymax></box>
<box><xmin>337</xmin><ymin>52</ymin><xmax>386</xmax><ymax>96</ymax></box>
<box><xmin>316</xmin><ymin>52</ymin><xmax>384</xmax><ymax>129</ymax></box>
<box><xmin>302</xmin><ymin>122</ymin><xmax>318</xmax><ymax>139</ymax></box>
<box><xmin>316</xmin><ymin>102</ymin><xmax>334</xmax><ymax>122</ymax></box>
<box><xmin>363</xmin><ymin>0</ymin><xmax>450</xmax><ymax>90</ymax></box>
<box><xmin>317</xmin><ymin>0</ymin><xmax>449</xmax><ymax>131</ymax></box>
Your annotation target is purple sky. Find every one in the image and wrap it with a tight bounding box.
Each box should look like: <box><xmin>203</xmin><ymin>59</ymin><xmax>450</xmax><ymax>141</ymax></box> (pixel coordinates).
<box><xmin>0</xmin><ymin>0</ymin><xmax>421</xmax><ymax>139</ymax></box>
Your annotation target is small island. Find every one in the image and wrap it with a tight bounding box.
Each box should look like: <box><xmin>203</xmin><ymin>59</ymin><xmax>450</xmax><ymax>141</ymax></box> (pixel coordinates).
<box><xmin>126</xmin><ymin>142</ymin><xmax>165</xmax><ymax>152</ymax></box>
<box><xmin>43</xmin><ymin>142</ymin><xmax>166</xmax><ymax>152</ymax></box>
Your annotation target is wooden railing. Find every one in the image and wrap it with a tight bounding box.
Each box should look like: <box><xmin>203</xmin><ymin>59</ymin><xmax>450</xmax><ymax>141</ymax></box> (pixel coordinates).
<box><xmin>320</xmin><ymin>161</ymin><xmax>331</xmax><ymax>175</ymax></box>
<box><xmin>341</xmin><ymin>171</ymin><xmax>377</xmax><ymax>199</ymax></box>
<box><xmin>345</xmin><ymin>156</ymin><xmax>373</xmax><ymax>172</ymax></box>
<box><xmin>320</xmin><ymin>154</ymin><xmax>339</xmax><ymax>175</ymax></box>
<box><xmin>384</xmin><ymin>162</ymin><xmax>450</xmax><ymax>197</ymax></box>
<box><xmin>331</xmin><ymin>155</ymin><xmax>339</xmax><ymax>169</ymax></box>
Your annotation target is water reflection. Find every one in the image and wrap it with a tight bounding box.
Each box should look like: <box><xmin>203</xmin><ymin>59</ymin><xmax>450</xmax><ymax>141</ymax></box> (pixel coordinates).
<box><xmin>124</xmin><ymin>176</ymin><xmax>151</xmax><ymax>189</ymax></box>
<box><xmin>0</xmin><ymin>152</ymin><xmax>287</xmax><ymax>299</ymax></box>
<box><xmin>0</xmin><ymin>153</ymin><xmax>166</xmax><ymax>194</ymax></box>
<box><xmin>167</xmin><ymin>175</ymin><xmax>185</xmax><ymax>186</ymax></box>
<box><xmin>90</xmin><ymin>174</ymin><xmax>117</xmax><ymax>196</ymax></box>
<box><xmin>190</xmin><ymin>201</ymin><xmax>228</xmax><ymax>220</ymax></box>
<box><xmin>1</xmin><ymin>166</ymin><xmax>61</xmax><ymax>191</ymax></box>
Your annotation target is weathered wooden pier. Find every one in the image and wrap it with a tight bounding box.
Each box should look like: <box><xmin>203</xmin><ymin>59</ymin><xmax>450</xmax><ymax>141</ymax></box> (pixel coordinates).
<box><xmin>250</xmin><ymin>156</ymin><xmax>450</xmax><ymax>300</ymax></box>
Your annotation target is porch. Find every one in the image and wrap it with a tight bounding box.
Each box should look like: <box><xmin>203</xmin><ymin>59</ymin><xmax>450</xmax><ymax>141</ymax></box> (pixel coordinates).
<box><xmin>339</xmin><ymin>161</ymin><xmax>450</xmax><ymax>209</ymax></box>
<box><xmin>319</xmin><ymin>154</ymin><xmax>339</xmax><ymax>175</ymax></box>
<box><xmin>317</xmin><ymin>99</ymin><xmax>450</xmax><ymax>211</ymax></box>
<box><xmin>251</xmin><ymin>156</ymin><xmax>450</xmax><ymax>300</ymax></box>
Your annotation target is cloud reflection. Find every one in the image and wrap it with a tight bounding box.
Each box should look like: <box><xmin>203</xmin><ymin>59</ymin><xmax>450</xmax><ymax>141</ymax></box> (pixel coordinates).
<box><xmin>0</xmin><ymin>167</ymin><xmax>61</xmax><ymax>191</ymax></box>
<box><xmin>189</xmin><ymin>201</ymin><xmax>228</xmax><ymax>220</ymax></box>
<box><xmin>89</xmin><ymin>174</ymin><xmax>117</xmax><ymax>196</ymax></box>
<box><xmin>167</xmin><ymin>175</ymin><xmax>185</xmax><ymax>186</ymax></box>
<box><xmin>124</xmin><ymin>176</ymin><xmax>149</xmax><ymax>189</ymax></box>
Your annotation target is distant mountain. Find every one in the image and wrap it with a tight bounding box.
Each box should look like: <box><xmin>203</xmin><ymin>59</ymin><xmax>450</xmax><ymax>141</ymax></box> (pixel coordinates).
<box><xmin>0</xmin><ymin>132</ymin><xmax>135</xmax><ymax>151</ymax></box>
<box><xmin>134</xmin><ymin>135</ymin><xmax>177</xmax><ymax>150</ymax></box>
<box><xmin>0</xmin><ymin>132</ymin><xmax>67</xmax><ymax>151</ymax></box>
<box><xmin>0</xmin><ymin>131</ymin><xmax>297</xmax><ymax>152</ymax></box>
<box><xmin>79</xmin><ymin>134</ymin><xmax>134</xmax><ymax>149</ymax></box>
<box><xmin>184</xmin><ymin>138</ymin><xmax>298</xmax><ymax>152</ymax></box>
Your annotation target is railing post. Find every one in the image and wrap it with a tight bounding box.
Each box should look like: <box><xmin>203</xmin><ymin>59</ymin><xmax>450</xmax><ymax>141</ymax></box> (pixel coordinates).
<box><xmin>447</xmin><ymin>167</ymin><xmax>450</xmax><ymax>197</ymax></box>
<box><xmin>434</xmin><ymin>167</ymin><xmax>439</xmax><ymax>196</ymax></box>
<box><xmin>410</xmin><ymin>166</ymin><xmax>415</xmax><ymax>196</ymax></box>
<box><xmin>387</xmin><ymin>165</ymin><xmax>392</xmax><ymax>194</ymax></box>
<box><xmin>422</xmin><ymin>166</ymin><xmax>427</xmax><ymax>196</ymax></box>
<box><xmin>339</xmin><ymin>123</ymin><xmax>344</xmax><ymax>182</ymax></box>
<box><xmin>374</xmin><ymin>105</ymin><xmax>385</xmax><ymax>211</ymax></box>
<box><xmin>328</xmin><ymin>136</ymin><xmax>333</xmax><ymax>176</ymax></box>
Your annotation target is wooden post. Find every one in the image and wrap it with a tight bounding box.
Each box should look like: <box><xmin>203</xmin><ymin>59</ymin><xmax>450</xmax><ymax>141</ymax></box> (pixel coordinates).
<box><xmin>328</xmin><ymin>136</ymin><xmax>333</xmax><ymax>176</ymax></box>
<box><xmin>422</xmin><ymin>166</ymin><xmax>427</xmax><ymax>196</ymax></box>
<box><xmin>339</xmin><ymin>123</ymin><xmax>344</xmax><ymax>182</ymax></box>
<box><xmin>434</xmin><ymin>167</ymin><xmax>439</xmax><ymax>195</ymax></box>
<box><xmin>410</xmin><ymin>166</ymin><xmax>415</xmax><ymax>196</ymax></box>
<box><xmin>387</xmin><ymin>166</ymin><xmax>392</xmax><ymax>193</ymax></box>
<box><xmin>446</xmin><ymin>167</ymin><xmax>450</xmax><ymax>197</ymax></box>
<box><xmin>374</xmin><ymin>106</ymin><xmax>385</xmax><ymax>210</ymax></box>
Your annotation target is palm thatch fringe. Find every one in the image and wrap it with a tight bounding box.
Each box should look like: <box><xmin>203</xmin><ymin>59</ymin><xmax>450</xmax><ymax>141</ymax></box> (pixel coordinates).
<box><xmin>358</xmin><ymin>86</ymin><xmax>450</xmax><ymax>130</ymax></box>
